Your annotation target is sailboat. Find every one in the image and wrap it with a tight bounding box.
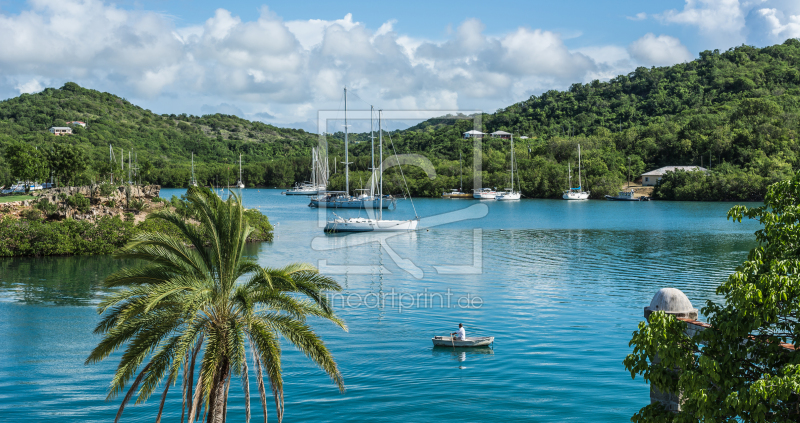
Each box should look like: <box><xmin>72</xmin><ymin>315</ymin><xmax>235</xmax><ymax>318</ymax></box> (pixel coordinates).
<box><xmin>310</xmin><ymin>88</ymin><xmax>394</xmax><ymax>209</ymax></box>
<box><xmin>283</xmin><ymin>147</ymin><xmax>328</xmax><ymax>195</ymax></box>
<box><xmin>562</xmin><ymin>144</ymin><xmax>590</xmax><ymax>200</ymax></box>
<box><xmin>235</xmin><ymin>154</ymin><xmax>245</xmax><ymax>189</ymax></box>
<box><xmin>190</xmin><ymin>152</ymin><xmax>198</xmax><ymax>187</ymax></box>
<box><xmin>324</xmin><ymin>109</ymin><xmax>418</xmax><ymax>233</ymax></box>
<box><xmin>442</xmin><ymin>151</ymin><xmax>473</xmax><ymax>199</ymax></box>
<box><xmin>496</xmin><ymin>134</ymin><xmax>521</xmax><ymax>200</ymax></box>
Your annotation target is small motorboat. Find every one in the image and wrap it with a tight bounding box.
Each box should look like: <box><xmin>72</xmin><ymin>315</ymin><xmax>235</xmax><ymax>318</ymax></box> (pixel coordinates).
<box><xmin>432</xmin><ymin>335</ymin><xmax>494</xmax><ymax>347</ymax></box>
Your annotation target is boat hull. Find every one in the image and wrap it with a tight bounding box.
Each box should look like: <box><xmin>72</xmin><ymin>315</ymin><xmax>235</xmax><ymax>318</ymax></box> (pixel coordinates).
<box><xmin>562</xmin><ymin>191</ymin><xmax>590</xmax><ymax>200</ymax></box>
<box><xmin>431</xmin><ymin>336</ymin><xmax>494</xmax><ymax>347</ymax></box>
<box><xmin>310</xmin><ymin>199</ymin><xmax>393</xmax><ymax>209</ymax></box>
<box><xmin>324</xmin><ymin>218</ymin><xmax>418</xmax><ymax>233</ymax></box>
<box><xmin>442</xmin><ymin>193</ymin><xmax>474</xmax><ymax>199</ymax></box>
<box><xmin>604</xmin><ymin>195</ymin><xmax>649</xmax><ymax>201</ymax></box>
<box><xmin>496</xmin><ymin>192</ymin><xmax>521</xmax><ymax>200</ymax></box>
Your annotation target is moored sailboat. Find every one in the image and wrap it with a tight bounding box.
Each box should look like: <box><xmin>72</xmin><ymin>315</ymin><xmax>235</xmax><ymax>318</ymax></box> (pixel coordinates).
<box><xmin>562</xmin><ymin>144</ymin><xmax>590</xmax><ymax>200</ymax></box>
<box><xmin>496</xmin><ymin>134</ymin><xmax>521</xmax><ymax>200</ymax></box>
<box><xmin>324</xmin><ymin>109</ymin><xmax>418</xmax><ymax>233</ymax></box>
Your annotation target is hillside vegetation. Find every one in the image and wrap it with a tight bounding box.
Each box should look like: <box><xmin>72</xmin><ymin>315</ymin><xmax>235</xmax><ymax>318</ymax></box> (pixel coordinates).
<box><xmin>2</xmin><ymin>39</ymin><xmax>800</xmax><ymax>200</ymax></box>
<box><xmin>0</xmin><ymin>82</ymin><xmax>318</xmax><ymax>188</ymax></box>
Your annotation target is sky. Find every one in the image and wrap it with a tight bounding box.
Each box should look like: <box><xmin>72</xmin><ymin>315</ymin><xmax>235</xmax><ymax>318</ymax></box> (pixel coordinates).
<box><xmin>0</xmin><ymin>0</ymin><xmax>799</xmax><ymax>132</ymax></box>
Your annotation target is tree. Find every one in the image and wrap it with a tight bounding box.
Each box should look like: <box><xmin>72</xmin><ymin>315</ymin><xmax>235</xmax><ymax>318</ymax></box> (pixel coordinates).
<box><xmin>4</xmin><ymin>142</ymin><xmax>48</xmax><ymax>186</ymax></box>
<box><xmin>48</xmin><ymin>143</ymin><xmax>88</xmax><ymax>187</ymax></box>
<box><xmin>625</xmin><ymin>171</ymin><xmax>800</xmax><ymax>422</ymax></box>
<box><xmin>87</xmin><ymin>188</ymin><xmax>346</xmax><ymax>423</ymax></box>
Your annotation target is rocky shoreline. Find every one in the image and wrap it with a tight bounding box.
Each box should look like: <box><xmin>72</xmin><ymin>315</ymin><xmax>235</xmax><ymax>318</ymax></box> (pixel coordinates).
<box><xmin>0</xmin><ymin>185</ymin><xmax>163</xmax><ymax>222</ymax></box>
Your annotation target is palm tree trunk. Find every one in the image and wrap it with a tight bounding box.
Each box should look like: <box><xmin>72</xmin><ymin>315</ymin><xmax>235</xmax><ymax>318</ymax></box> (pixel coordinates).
<box><xmin>207</xmin><ymin>360</ymin><xmax>230</xmax><ymax>423</ymax></box>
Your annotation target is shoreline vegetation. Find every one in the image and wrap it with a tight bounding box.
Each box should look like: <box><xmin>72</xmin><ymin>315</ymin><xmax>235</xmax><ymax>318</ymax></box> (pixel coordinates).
<box><xmin>1</xmin><ymin>41</ymin><xmax>800</xmax><ymax>201</ymax></box>
<box><xmin>0</xmin><ymin>185</ymin><xmax>273</xmax><ymax>257</ymax></box>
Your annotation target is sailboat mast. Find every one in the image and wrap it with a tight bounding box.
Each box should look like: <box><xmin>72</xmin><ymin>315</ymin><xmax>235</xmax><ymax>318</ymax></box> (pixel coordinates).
<box><xmin>578</xmin><ymin>144</ymin><xmax>582</xmax><ymax>190</ymax></box>
<box><xmin>369</xmin><ymin>106</ymin><xmax>375</xmax><ymax>199</ymax></box>
<box><xmin>510</xmin><ymin>135</ymin><xmax>514</xmax><ymax>192</ymax></box>
<box><xmin>379</xmin><ymin>110</ymin><xmax>383</xmax><ymax>220</ymax></box>
<box><xmin>459</xmin><ymin>151</ymin><xmax>463</xmax><ymax>192</ymax></box>
<box><xmin>344</xmin><ymin>87</ymin><xmax>349</xmax><ymax>196</ymax></box>
<box><xmin>568</xmin><ymin>162</ymin><xmax>572</xmax><ymax>189</ymax></box>
<box><xmin>239</xmin><ymin>154</ymin><xmax>242</xmax><ymax>183</ymax></box>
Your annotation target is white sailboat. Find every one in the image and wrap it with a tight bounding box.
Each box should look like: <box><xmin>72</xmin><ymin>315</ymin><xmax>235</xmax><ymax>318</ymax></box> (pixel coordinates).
<box><xmin>325</xmin><ymin>109</ymin><xmax>418</xmax><ymax>233</ymax></box>
<box><xmin>473</xmin><ymin>188</ymin><xmax>498</xmax><ymax>199</ymax></box>
<box><xmin>310</xmin><ymin>89</ymin><xmax>394</xmax><ymax>209</ymax></box>
<box><xmin>496</xmin><ymin>134</ymin><xmax>521</xmax><ymax>200</ymax></box>
<box><xmin>190</xmin><ymin>152</ymin><xmax>198</xmax><ymax>187</ymax></box>
<box><xmin>236</xmin><ymin>154</ymin><xmax>245</xmax><ymax>189</ymax></box>
<box><xmin>283</xmin><ymin>147</ymin><xmax>328</xmax><ymax>195</ymax></box>
<box><xmin>562</xmin><ymin>144</ymin><xmax>590</xmax><ymax>200</ymax></box>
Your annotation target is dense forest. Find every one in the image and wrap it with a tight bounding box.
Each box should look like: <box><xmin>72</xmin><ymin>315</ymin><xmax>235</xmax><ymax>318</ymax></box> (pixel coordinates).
<box><xmin>2</xmin><ymin>39</ymin><xmax>800</xmax><ymax>200</ymax></box>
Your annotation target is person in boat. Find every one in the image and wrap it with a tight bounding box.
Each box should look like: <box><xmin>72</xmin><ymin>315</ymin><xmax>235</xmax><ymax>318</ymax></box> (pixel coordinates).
<box><xmin>451</xmin><ymin>323</ymin><xmax>466</xmax><ymax>340</ymax></box>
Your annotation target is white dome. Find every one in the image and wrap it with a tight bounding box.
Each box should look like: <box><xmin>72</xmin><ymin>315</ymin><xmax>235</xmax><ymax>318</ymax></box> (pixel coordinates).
<box><xmin>644</xmin><ymin>288</ymin><xmax>698</xmax><ymax>319</ymax></box>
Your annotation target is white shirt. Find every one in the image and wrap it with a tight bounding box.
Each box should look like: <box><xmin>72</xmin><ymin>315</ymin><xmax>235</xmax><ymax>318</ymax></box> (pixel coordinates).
<box><xmin>457</xmin><ymin>327</ymin><xmax>466</xmax><ymax>340</ymax></box>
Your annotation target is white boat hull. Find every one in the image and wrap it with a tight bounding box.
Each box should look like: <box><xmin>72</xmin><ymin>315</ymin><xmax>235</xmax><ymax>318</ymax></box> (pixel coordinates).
<box><xmin>496</xmin><ymin>192</ymin><xmax>521</xmax><ymax>200</ymax></box>
<box><xmin>310</xmin><ymin>198</ymin><xmax>393</xmax><ymax>209</ymax></box>
<box><xmin>562</xmin><ymin>191</ymin><xmax>590</xmax><ymax>200</ymax></box>
<box><xmin>324</xmin><ymin>218</ymin><xmax>418</xmax><ymax>233</ymax></box>
<box><xmin>431</xmin><ymin>336</ymin><xmax>494</xmax><ymax>347</ymax></box>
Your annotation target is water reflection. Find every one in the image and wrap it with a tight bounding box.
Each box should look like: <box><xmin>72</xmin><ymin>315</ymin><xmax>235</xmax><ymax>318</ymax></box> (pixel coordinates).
<box><xmin>431</xmin><ymin>346</ymin><xmax>495</xmax><ymax>360</ymax></box>
<box><xmin>0</xmin><ymin>255</ymin><xmax>135</xmax><ymax>305</ymax></box>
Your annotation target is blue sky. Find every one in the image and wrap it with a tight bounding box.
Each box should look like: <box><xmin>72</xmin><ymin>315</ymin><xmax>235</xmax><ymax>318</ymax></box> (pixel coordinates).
<box><xmin>0</xmin><ymin>0</ymin><xmax>798</xmax><ymax>131</ymax></box>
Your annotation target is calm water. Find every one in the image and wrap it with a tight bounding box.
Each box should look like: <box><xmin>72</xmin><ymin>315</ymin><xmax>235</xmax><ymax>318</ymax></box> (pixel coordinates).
<box><xmin>0</xmin><ymin>189</ymin><xmax>761</xmax><ymax>422</ymax></box>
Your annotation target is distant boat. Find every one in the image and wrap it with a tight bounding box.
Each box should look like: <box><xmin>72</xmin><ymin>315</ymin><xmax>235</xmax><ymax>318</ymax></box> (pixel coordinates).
<box><xmin>283</xmin><ymin>147</ymin><xmax>328</xmax><ymax>195</ymax></box>
<box><xmin>310</xmin><ymin>88</ymin><xmax>387</xmax><ymax>208</ymax></box>
<box><xmin>496</xmin><ymin>134</ymin><xmax>521</xmax><ymax>201</ymax></box>
<box><xmin>324</xmin><ymin>109</ymin><xmax>418</xmax><ymax>233</ymax></box>
<box><xmin>605</xmin><ymin>189</ymin><xmax>650</xmax><ymax>201</ymax></box>
<box><xmin>562</xmin><ymin>144</ymin><xmax>590</xmax><ymax>200</ymax></box>
<box><xmin>236</xmin><ymin>154</ymin><xmax>245</xmax><ymax>189</ymax></box>
<box><xmin>190</xmin><ymin>152</ymin><xmax>198</xmax><ymax>187</ymax></box>
<box><xmin>442</xmin><ymin>189</ymin><xmax>473</xmax><ymax>199</ymax></box>
<box><xmin>473</xmin><ymin>188</ymin><xmax>497</xmax><ymax>199</ymax></box>
<box><xmin>431</xmin><ymin>336</ymin><xmax>494</xmax><ymax>347</ymax></box>
<box><xmin>443</xmin><ymin>151</ymin><xmax>474</xmax><ymax>199</ymax></box>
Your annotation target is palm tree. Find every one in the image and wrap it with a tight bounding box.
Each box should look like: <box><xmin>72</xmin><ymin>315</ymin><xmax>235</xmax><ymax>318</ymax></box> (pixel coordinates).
<box><xmin>87</xmin><ymin>188</ymin><xmax>346</xmax><ymax>423</ymax></box>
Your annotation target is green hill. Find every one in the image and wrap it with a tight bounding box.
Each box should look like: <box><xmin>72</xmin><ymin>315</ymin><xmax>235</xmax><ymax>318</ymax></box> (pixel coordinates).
<box><xmin>0</xmin><ymin>82</ymin><xmax>319</xmax><ymax>187</ymax></box>
<box><xmin>2</xmin><ymin>39</ymin><xmax>800</xmax><ymax>200</ymax></box>
<box><xmin>336</xmin><ymin>38</ymin><xmax>800</xmax><ymax>200</ymax></box>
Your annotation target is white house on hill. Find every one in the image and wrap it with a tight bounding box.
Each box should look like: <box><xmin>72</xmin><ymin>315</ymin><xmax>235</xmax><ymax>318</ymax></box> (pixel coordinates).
<box><xmin>463</xmin><ymin>130</ymin><xmax>485</xmax><ymax>139</ymax></box>
<box><xmin>49</xmin><ymin>127</ymin><xmax>72</xmax><ymax>136</ymax></box>
<box><xmin>641</xmin><ymin>166</ymin><xmax>708</xmax><ymax>186</ymax></box>
<box><xmin>67</xmin><ymin>121</ymin><xmax>87</xmax><ymax>128</ymax></box>
<box><xmin>490</xmin><ymin>130</ymin><xmax>512</xmax><ymax>139</ymax></box>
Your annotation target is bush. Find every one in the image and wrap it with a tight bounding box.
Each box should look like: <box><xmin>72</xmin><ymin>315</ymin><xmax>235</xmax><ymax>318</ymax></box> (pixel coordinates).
<box><xmin>21</xmin><ymin>208</ymin><xmax>43</xmax><ymax>221</ymax></box>
<box><xmin>66</xmin><ymin>193</ymin><xmax>90</xmax><ymax>213</ymax></box>
<box><xmin>35</xmin><ymin>198</ymin><xmax>58</xmax><ymax>216</ymax></box>
<box><xmin>244</xmin><ymin>208</ymin><xmax>274</xmax><ymax>242</ymax></box>
<box><xmin>0</xmin><ymin>215</ymin><xmax>135</xmax><ymax>257</ymax></box>
<box><xmin>128</xmin><ymin>199</ymin><xmax>149</xmax><ymax>212</ymax></box>
<box><xmin>98</xmin><ymin>183</ymin><xmax>116</xmax><ymax>197</ymax></box>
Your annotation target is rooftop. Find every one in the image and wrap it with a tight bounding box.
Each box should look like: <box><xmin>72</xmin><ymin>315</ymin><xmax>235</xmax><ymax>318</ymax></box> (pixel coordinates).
<box><xmin>642</xmin><ymin>166</ymin><xmax>707</xmax><ymax>176</ymax></box>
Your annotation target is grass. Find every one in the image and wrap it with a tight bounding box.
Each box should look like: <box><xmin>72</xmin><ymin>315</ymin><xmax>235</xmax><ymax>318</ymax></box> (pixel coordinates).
<box><xmin>0</xmin><ymin>195</ymin><xmax>35</xmax><ymax>203</ymax></box>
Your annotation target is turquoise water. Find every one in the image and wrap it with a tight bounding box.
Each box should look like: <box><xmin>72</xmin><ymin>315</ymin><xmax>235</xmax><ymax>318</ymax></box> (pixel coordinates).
<box><xmin>0</xmin><ymin>189</ymin><xmax>761</xmax><ymax>422</ymax></box>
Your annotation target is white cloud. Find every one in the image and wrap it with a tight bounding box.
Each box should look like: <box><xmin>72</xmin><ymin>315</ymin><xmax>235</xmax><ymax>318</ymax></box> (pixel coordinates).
<box><xmin>0</xmin><ymin>0</ymin><xmax>711</xmax><ymax>129</ymax></box>
<box><xmin>652</xmin><ymin>0</ymin><xmax>800</xmax><ymax>48</ymax></box>
<box><xmin>15</xmin><ymin>79</ymin><xmax>43</xmax><ymax>94</ymax></box>
<box><xmin>748</xmin><ymin>8</ymin><xmax>800</xmax><ymax>43</ymax></box>
<box><xmin>627</xmin><ymin>12</ymin><xmax>647</xmax><ymax>21</ymax></box>
<box><xmin>628</xmin><ymin>33</ymin><xmax>695</xmax><ymax>67</ymax></box>
<box><xmin>656</xmin><ymin>0</ymin><xmax>747</xmax><ymax>46</ymax></box>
